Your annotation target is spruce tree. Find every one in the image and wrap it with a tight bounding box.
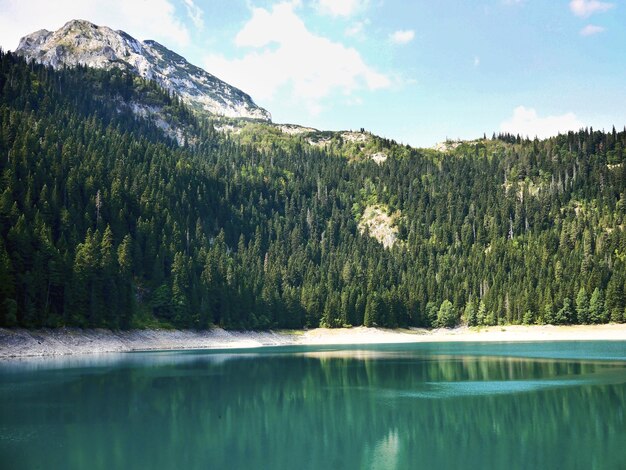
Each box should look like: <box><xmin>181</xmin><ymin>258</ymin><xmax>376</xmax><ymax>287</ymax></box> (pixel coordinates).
<box><xmin>575</xmin><ymin>287</ymin><xmax>589</xmax><ymax>324</ymax></box>
<box><xmin>589</xmin><ymin>288</ymin><xmax>605</xmax><ymax>324</ymax></box>
<box><xmin>464</xmin><ymin>301</ymin><xmax>477</xmax><ymax>326</ymax></box>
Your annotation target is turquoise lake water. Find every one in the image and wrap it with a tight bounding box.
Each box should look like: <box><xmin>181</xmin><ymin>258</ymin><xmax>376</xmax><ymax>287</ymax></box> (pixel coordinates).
<box><xmin>1</xmin><ymin>341</ymin><xmax>625</xmax><ymax>469</ymax></box>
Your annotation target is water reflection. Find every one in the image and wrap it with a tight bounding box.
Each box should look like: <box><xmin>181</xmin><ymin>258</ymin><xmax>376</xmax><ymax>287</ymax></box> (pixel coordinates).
<box><xmin>0</xmin><ymin>343</ymin><xmax>625</xmax><ymax>470</ymax></box>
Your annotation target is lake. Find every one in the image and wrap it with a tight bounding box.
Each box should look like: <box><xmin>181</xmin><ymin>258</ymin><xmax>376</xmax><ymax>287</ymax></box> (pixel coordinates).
<box><xmin>1</xmin><ymin>341</ymin><xmax>625</xmax><ymax>469</ymax></box>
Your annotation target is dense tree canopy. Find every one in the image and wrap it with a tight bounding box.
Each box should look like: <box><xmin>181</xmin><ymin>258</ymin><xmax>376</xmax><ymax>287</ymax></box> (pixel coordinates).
<box><xmin>0</xmin><ymin>51</ymin><xmax>624</xmax><ymax>329</ymax></box>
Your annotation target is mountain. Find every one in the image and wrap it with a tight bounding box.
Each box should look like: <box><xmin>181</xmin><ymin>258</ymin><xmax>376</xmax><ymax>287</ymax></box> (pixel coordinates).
<box><xmin>0</xmin><ymin>48</ymin><xmax>625</xmax><ymax>330</ymax></box>
<box><xmin>15</xmin><ymin>19</ymin><xmax>271</xmax><ymax>121</ymax></box>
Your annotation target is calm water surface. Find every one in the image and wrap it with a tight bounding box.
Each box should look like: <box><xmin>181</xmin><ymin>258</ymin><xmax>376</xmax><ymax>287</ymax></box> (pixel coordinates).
<box><xmin>1</xmin><ymin>341</ymin><xmax>625</xmax><ymax>469</ymax></box>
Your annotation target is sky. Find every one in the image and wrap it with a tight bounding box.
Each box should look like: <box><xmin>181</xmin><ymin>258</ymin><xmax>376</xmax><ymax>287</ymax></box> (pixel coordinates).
<box><xmin>0</xmin><ymin>0</ymin><xmax>625</xmax><ymax>147</ymax></box>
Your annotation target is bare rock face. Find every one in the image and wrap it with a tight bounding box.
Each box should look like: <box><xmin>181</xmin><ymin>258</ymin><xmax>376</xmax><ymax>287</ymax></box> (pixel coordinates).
<box><xmin>16</xmin><ymin>19</ymin><xmax>271</xmax><ymax>121</ymax></box>
<box><xmin>358</xmin><ymin>204</ymin><xmax>399</xmax><ymax>249</ymax></box>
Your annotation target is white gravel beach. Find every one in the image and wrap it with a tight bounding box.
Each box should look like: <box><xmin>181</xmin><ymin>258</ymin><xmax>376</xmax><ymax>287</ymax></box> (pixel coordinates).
<box><xmin>1</xmin><ymin>324</ymin><xmax>625</xmax><ymax>359</ymax></box>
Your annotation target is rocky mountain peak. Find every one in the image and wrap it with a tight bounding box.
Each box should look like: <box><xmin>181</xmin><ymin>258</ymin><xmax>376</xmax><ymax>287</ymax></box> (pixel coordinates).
<box><xmin>16</xmin><ymin>19</ymin><xmax>271</xmax><ymax>121</ymax></box>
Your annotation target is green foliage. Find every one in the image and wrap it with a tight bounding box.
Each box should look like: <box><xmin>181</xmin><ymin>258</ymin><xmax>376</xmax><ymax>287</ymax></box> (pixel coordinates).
<box><xmin>522</xmin><ymin>310</ymin><xmax>535</xmax><ymax>325</ymax></box>
<box><xmin>0</xmin><ymin>51</ymin><xmax>625</xmax><ymax>330</ymax></box>
<box><xmin>425</xmin><ymin>301</ymin><xmax>438</xmax><ymax>327</ymax></box>
<box><xmin>555</xmin><ymin>298</ymin><xmax>573</xmax><ymax>325</ymax></box>
<box><xmin>605</xmin><ymin>272</ymin><xmax>624</xmax><ymax>323</ymax></box>
<box><xmin>364</xmin><ymin>294</ymin><xmax>381</xmax><ymax>327</ymax></box>
<box><xmin>589</xmin><ymin>288</ymin><xmax>606</xmax><ymax>324</ymax></box>
<box><xmin>543</xmin><ymin>302</ymin><xmax>555</xmax><ymax>325</ymax></box>
<box><xmin>437</xmin><ymin>300</ymin><xmax>457</xmax><ymax>328</ymax></box>
<box><xmin>464</xmin><ymin>301</ymin><xmax>477</xmax><ymax>326</ymax></box>
<box><xmin>575</xmin><ymin>287</ymin><xmax>589</xmax><ymax>324</ymax></box>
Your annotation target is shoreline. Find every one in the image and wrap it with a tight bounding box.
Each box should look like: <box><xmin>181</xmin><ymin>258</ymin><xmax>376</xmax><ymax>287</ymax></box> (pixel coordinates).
<box><xmin>1</xmin><ymin>324</ymin><xmax>626</xmax><ymax>359</ymax></box>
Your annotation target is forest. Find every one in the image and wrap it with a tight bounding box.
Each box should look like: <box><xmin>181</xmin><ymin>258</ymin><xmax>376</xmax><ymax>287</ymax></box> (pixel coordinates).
<box><xmin>0</xmin><ymin>50</ymin><xmax>625</xmax><ymax>329</ymax></box>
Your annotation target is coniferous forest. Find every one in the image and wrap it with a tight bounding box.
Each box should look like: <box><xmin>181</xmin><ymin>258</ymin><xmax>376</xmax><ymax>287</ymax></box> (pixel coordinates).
<box><xmin>1</xmin><ymin>51</ymin><xmax>625</xmax><ymax>330</ymax></box>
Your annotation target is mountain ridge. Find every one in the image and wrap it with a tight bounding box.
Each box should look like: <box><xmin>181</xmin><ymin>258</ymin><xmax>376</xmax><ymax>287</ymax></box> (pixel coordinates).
<box><xmin>15</xmin><ymin>19</ymin><xmax>271</xmax><ymax>121</ymax></box>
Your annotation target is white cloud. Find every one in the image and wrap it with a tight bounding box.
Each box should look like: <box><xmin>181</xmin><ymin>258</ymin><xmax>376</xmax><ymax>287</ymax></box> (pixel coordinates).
<box><xmin>205</xmin><ymin>2</ymin><xmax>390</xmax><ymax>115</ymax></box>
<box><xmin>473</xmin><ymin>56</ymin><xmax>480</xmax><ymax>67</ymax></box>
<box><xmin>580</xmin><ymin>24</ymin><xmax>605</xmax><ymax>35</ymax></box>
<box><xmin>389</xmin><ymin>30</ymin><xmax>415</xmax><ymax>45</ymax></box>
<box><xmin>183</xmin><ymin>0</ymin><xmax>204</xmax><ymax>29</ymax></box>
<box><xmin>0</xmin><ymin>0</ymin><xmax>191</xmax><ymax>51</ymax></box>
<box><xmin>500</xmin><ymin>106</ymin><xmax>584</xmax><ymax>139</ymax></box>
<box><xmin>316</xmin><ymin>0</ymin><xmax>367</xmax><ymax>17</ymax></box>
<box><xmin>345</xmin><ymin>96</ymin><xmax>363</xmax><ymax>106</ymax></box>
<box><xmin>569</xmin><ymin>0</ymin><xmax>614</xmax><ymax>18</ymax></box>
<box><xmin>345</xmin><ymin>20</ymin><xmax>369</xmax><ymax>37</ymax></box>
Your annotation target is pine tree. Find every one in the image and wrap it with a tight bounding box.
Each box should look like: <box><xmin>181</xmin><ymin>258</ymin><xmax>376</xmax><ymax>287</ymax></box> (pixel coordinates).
<box><xmin>72</xmin><ymin>230</ymin><xmax>100</xmax><ymax>326</ymax></box>
<box><xmin>543</xmin><ymin>302</ymin><xmax>555</xmax><ymax>325</ymax></box>
<box><xmin>364</xmin><ymin>294</ymin><xmax>381</xmax><ymax>327</ymax></box>
<box><xmin>522</xmin><ymin>309</ymin><xmax>535</xmax><ymax>325</ymax></box>
<box><xmin>575</xmin><ymin>287</ymin><xmax>589</xmax><ymax>324</ymax></box>
<box><xmin>464</xmin><ymin>300</ymin><xmax>477</xmax><ymax>326</ymax></box>
<box><xmin>477</xmin><ymin>300</ymin><xmax>487</xmax><ymax>326</ymax></box>
<box><xmin>605</xmin><ymin>275</ymin><xmax>624</xmax><ymax>323</ymax></box>
<box><xmin>0</xmin><ymin>240</ymin><xmax>17</xmax><ymax>325</ymax></box>
<box><xmin>555</xmin><ymin>298</ymin><xmax>572</xmax><ymax>325</ymax></box>
<box><xmin>425</xmin><ymin>301</ymin><xmax>438</xmax><ymax>328</ymax></box>
<box><xmin>100</xmin><ymin>225</ymin><xmax>118</xmax><ymax>327</ymax></box>
<box><xmin>117</xmin><ymin>234</ymin><xmax>133</xmax><ymax>328</ymax></box>
<box><xmin>589</xmin><ymin>288</ymin><xmax>605</xmax><ymax>324</ymax></box>
<box><xmin>171</xmin><ymin>252</ymin><xmax>190</xmax><ymax>326</ymax></box>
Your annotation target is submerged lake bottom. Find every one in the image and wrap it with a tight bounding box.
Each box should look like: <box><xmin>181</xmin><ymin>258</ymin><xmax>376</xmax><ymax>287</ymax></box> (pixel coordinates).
<box><xmin>1</xmin><ymin>341</ymin><xmax>625</xmax><ymax>469</ymax></box>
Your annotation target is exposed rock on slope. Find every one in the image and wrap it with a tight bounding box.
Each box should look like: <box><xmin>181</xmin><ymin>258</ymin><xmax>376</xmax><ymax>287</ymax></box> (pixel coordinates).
<box><xmin>358</xmin><ymin>204</ymin><xmax>399</xmax><ymax>248</ymax></box>
<box><xmin>277</xmin><ymin>124</ymin><xmax>318</xmax><ymax>135</ymax></box>
<box><xmin>16</xmin><ymin>19</ymin><xmax>271</xmax><ymax>121</ymax></box>
<box><xmin>370</xmin><ymin>152</ymin><xmax>388</xmax><ymax>164</ymax></box>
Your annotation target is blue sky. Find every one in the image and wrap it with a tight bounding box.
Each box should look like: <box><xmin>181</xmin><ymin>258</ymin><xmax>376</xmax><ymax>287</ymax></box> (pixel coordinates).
<box><xmin>1</xmin><ymin>0</ymin><xmax>624</xmax><ymax>147</ymax></box>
